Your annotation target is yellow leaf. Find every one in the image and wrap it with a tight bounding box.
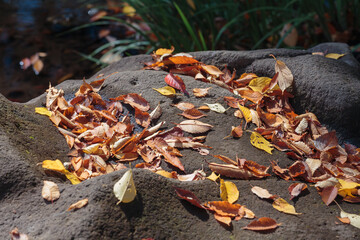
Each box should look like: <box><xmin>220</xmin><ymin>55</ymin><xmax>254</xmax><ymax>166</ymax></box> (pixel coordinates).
<box><xmin>220</xmin><ymin>179</ymin><xmax>239</xmax><ymax>204</ymax></box>
<box><xmin>123</xmin><ymin>3</ymin><xmax>136</xmax><ymax>17</ymax></box>
<box><xmin>156</xmin><ymin>170</ymin><xmax>174</xmax><ymax>179</ymax></box>
<box><xmin>250</xmin><ymin>132</ymin><xmax>273</xmax><ymax>154</ymax></box>
<box><xmin>35</xmin><ymin>107</ymin><xmax>52</xmax><ymax>117</ymax></box>
<box><xmin>113</xmin><ymin>169</ymin><xmax>137</xmax><ymax>204</ymax></box>
<box><xmin>238</xmin><ymin>104</ymin><xmax>252</xmax><ymax>123</ymax></box>
<box><xmin>153</xmin><ymin>86</ymin><xmax>176</xmax><ymax>97</ymax></box>
<box><xmin>248</xmin><ymin>77</ymin><xmax>279</xmax><ymax>93</ymax></box>
<box><xmin>207</xmin><ymin>172</ymin><xmax>220</xmax><ymax>182</ymax></box>
<box><xmin>337</xmin><ymin>179</ymin><xmax>360</xmax><ymax>197</ymax></box>
<box><xmin>155</xmin><ymin>46</ymin><xmax>175</xmax><ymax>56</ymax></box>
<box><xmin>42</xmin><ymin>159</ymin><xmax>81</xmax><ymax>185</ymax></box>
<box><xmin>325</xmin><ymin>53</ymin><xmax>345</xmax><ymax>60</ymax></box>
<box><xmin>272</xmin><ymin>197</ymin><xmax>301</xmax><ymax>215</ymax></box>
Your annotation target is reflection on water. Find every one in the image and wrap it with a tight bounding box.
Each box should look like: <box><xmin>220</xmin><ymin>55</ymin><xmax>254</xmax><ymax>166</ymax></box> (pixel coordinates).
<box><xmin>0</xmin><ymin>0</ymin><xmax>100</xmax><ymax>102</ymax></box>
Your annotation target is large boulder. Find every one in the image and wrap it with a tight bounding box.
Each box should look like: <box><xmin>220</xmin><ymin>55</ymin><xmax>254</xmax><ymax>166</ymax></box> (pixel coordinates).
<box><xmin>1</xmin><ymin>43</ymin><xmax>359</xmax><ymax>239</ymax></box>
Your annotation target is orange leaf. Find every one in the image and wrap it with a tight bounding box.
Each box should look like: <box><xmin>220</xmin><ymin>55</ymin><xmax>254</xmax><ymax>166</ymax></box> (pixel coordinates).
<box><xmin>204</xmin><ymin>201</ymin><xmax>241</xmax><ymax>217</ymax></box>
<box><xmin>230</xmin><ymin>125</ymin><xmax>243</xmax><ymax>138</ymax></box>
<box><xmin>180</xmin><ymin>108</ymin><xmax>206</xmax><ymax>119</ymax></box>
<box><xmin>223</xmin><ymin>96</ymin><xmax>244</xmax><ymax>108</ymax></box>
<box><xmin>163</xmin><ymin>56</ymin><xmax>199</xmax><ymax>65</ymax></box>
<box><xmin>243</xmin><ymin>217</ymin><xmax>281</xmax><ymax>231</ymax></box>
<box><xmin>67</xmin><ymin>198</ymin><xmax>89</xmax><ymax>211</ymax></box>
<box><xmin>235</xmin><ymin>88</ymin><xmax>263</xmax><ymax>104</ymax></box>
<box><xmin>201</xmin><ymin>65</ymin><xmax>224</xmax><ymax>77</ymax></box>
<box><xmin>214</xmin><ymin>214</ymin><xmax>232</xmax><ymax>226</ymax></box>
<box><xmin>193</xmin><ymin>87</ymin><xmax>211</xmax><ymax>97</ymax></box>
<box><xmin>155</xmin><ymin>46</ymin><xmax>175</xmax><ymax>56</ymax></box>
<box><xmin>174</xmin><ymin>187</ymin><xmax>206</xmax><ymax>209</ymax></box>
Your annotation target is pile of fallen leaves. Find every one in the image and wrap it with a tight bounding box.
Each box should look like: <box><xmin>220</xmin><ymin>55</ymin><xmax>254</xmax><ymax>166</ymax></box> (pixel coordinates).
<box><xmin>34</xmin><ymin>46</ymin><xmax>360</xmax><ymax>232</ymax></box>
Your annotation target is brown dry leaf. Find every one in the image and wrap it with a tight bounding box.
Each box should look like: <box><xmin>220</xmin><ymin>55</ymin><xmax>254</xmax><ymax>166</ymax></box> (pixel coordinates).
<box><xmin>271</xmin><ymin>55</ymin><xmax>293</xmax><ymax>92</ymax></box>
<box><xmin>320</xmin><ymin>186</ymin><xmax>338</xmax><ymax>206</ymax></box>
<box><xmin>180</xmin><ymin>108</ymin><xmax>207</xmax><ymax>119</ymax></box>
<box><xmin>251</xmin><ymin>186</ymin><xmax>276</xmax><ymax>199</ymax></box>
<box><xmin>288</xmin><ymin>183</ymin><xmax>307</xmax><ymax>200</ymax></box>
<box><xmin>336</xmin><ymin>216</ymin><xmax>350</xmax><ymax>224</ymax></box>
<box><xmin>149</xmin><ymin>102</ymin><xmax>162</xmax><ymax>120</ymax></box>
<box><xmin>198</xmin><ymin>105</ymin><xmax>210</xmax><ymax>111</ymax></box>
<box><xmin>243</xmin><ymin>217</ymin><xmax>281</xmax><ymax>231</ymax></box>
<box><xmin>224</xmin><ymin>96</ymin><xmax>244</xmax><ymax>108</ymax></box>
<box><xmin>272</xmin><ymin>197</ymin><xmax>301</xmax><ymax>215</ymax></box>
<box><xmin>172</xmin><ymin>102</ymin><xmax>195</xmax><ymax>111</ymax></box>
<box><xmin>193</xmin><ymin>87</ymin><xmax>211</xmax><ymax>97</ymax></box>
<box><xmin>201</xmin><ymin>65</ymin><xmax>224</xmax><ymax>77</ymax></box>
<box><xmin>204</xmin><ymin>201</ymin><xmax>241</xmax><ymax>217</ymax></box>
<box><xmin>135</xmin><ymin>108</ymin><xmax>151</xmax><ymax>127</ymax></box>
<box><xmin>235</xmin><ymin>88</ymin><xmax>263</xmax><ymax>104</ymax></box>
<box><xmin>10</xmin><ymin>227</ymin><xmax>29</xmax><ymax>240</ymax></box>
<box><xmin>227</xmin><ymin>125</ymin><xmax>243</xmax><ymax>138</ymax></box>
<box><xmin>177</xmin><ymin>120</ymin><xmax>213</xmax><ymax>134</ymax></box>
<box><xmin>42</xmin><ymin>180</ymin><xmax>60</xmax><ymax>202</ymax></box>
<box><xmin>67</xmin><ymin>198</ymin><xmax>89</xmax><ymax>211</ymax></box>
<box><xmin>112</xmin><ymin>93</ymin><xmax>150</xmax><ymax>112</ymax></box>
<box><xmin>208</xmin><ymin>162</ymin><xmax>270</xmax><ymax>180</ymax></box>
<box><xmin>314</xmin><ymin>131</ymin><xmax>338</xmax><ymax>151</ymax></box>
<box><xmin>174</xmin><ymin>187</ymin><xmax>206</xmax><ymax>209</ymax></box>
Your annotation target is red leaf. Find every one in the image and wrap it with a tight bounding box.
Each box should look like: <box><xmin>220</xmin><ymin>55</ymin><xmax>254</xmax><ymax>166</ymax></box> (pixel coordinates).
<box><xmin>165</xmin><ymin>73</ymin><xmax>189</xmax><ymax>95</ymax></box>
<box><xmin>173</xmin><ymin>187</ymin><xmax>206</xmax><ymax>209</ymax></box>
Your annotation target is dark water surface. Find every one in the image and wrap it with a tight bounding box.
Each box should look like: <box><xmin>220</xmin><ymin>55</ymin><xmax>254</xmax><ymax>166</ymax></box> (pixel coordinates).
<box><xmin>0</xmin><ymin>0</ymin><xmax>102</xmax><ymax>102</ymax></box>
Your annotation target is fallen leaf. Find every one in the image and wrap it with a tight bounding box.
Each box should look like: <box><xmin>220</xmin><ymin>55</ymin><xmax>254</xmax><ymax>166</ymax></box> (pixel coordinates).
<box><xmin>305</xmin><ymin>158</ymin><xmax>322</xmax><ymax>175</ymax></box>
<box><xmin>207</xmin><ymin>172</ymin><xmax>220</xmax><ymax>182</ymax></box>
<box><xmin>149</xmin><ymin>102</ymin><xmax>162</xmax><ymax>120</ymax></box>
<box><xmin>336</xmin><ymin>216</ymin><xmax>350</xmax><ymax>224</ymax></box>
<box><xmin>205</xmin><ymin>103</ymin><xmax>227</xmax><ymax>113</ymax></box>
<box><xmin>35</xmin><ymin>107</ymin><xmax>52</xmax><ymax>117</ymax></box>
<box><xmin>180</xmin><ymin>108</ymin><xmax>207</xmax><ymax>119</ymax></box>
<box><xmin>340</xmin><ymin>209</ymin><xmax>360</xmax><ymax>229</ymax></box>
<box><xmin>164</xmin><ymin>73</ymin><xmax>189</xmax><ymax>95</ymax></box>
<box><xmin>288</xmin><ymin>183</ymin><xmax>307</xmax><ymax>200</ymax></box>
<box><xmin>248</xmin><ymin>77</ymin><xmax>278</xmax><ymax>93</ymax></box>
<box><xmin>208</xmin><ymin>162</ymin><xmax>270</xmax><ymax>180</ymax></box>
<box><xmin>10</xmin><ymin>227</ymin><xmax>29</xmax><ymax>240</ymax></box>
<box><xmin>238</xmin><ymin>104</ymin><xmax>252</xmax><ymax>123</ymax></box>
<box><xmin>113</xmin><ymin>169</ymin><xmax>137</xmax><ymax>204</ymax></box>
<box><xmin>135</xmin><ymin>107</ymin><xmax>151</xmax><ymax>127</ymax></box>
<box><xmin>250</xmin><ymin>132</ymin><xmax>274</xmax><ymax>154</ymax></box>
<box><xmin>325</xmin><ymin>53</ymin><xmax>345</xmax><ymax>59</ymax></box>
<box><xmin>214</xmin><ymin>214</ymin><xmax>232</xmax><ymax>226</ymax></box>
<box><xmin>202</xmin><ymin>65</ymin><xmax>224</xmax><ymax>77</ymax></box>
<box><xmin>271</xmin><ymin>55</ymin><xmax>293</xmax><ymax>92</ymax></box>
<box><xmin>156</xmin><ymin>170</ymin><xmax>174</xmax><ymax>178</ymax></box>
<box><xmin>164</xmin><ymin>56</ymin><xmax>199</xmax><ymax>65</ymax></box>
<box><xmin>235</xmin><ymin>88</ymin><xmax>263</xmax><ymax>104</ymax></box>
<box><xmin>251</xmin><ymin>186</ymin><xmax>276</xmax><ymax>199</ymax></box>
<box><xmin>155</xmin><ymin>46</ymin><xmax>174</xmax><ymax>56</ymax></box>
<box><xmin>204</xmin><ymin>201</ymin><xmax>241</xmax><ymax>217</ymax></box>
<box><xmin>177</xmin><ymin>120</ymin><xmax>213</xmax><ymax>134</ymax></box>
<box><xmin>153</xmin><ymin>86</ymin><xmax>176</xmax><ymax>97</ymax></box>
<box><xmin>226</xmin><ymin>125</ymin><xmax>243</xmax><ymax>138</ymax></box>
<box><xmin>193</xmin><ymin>87</ymin><xmax>211</xmax><ymax>97</ymax></box>
<box><xmin>42</xmin><ymin>180</ymin><xmax>60</xmax><ymax>202</ymax></box>
<box><xmin>220</xmin><ymin>179</ymin><xmax>239</xmax><ymax>204</ymax></box>
<box><xmin>314</xmin><ymin>131</ymin><xmax>338</xmax><ymax>151</ymax></box>
<box><xmin>243</xmin><ymin>217</ymin><xmax>281</xmax><ymax>231</ymax></box>
<box><xmin>67</xmin><ymin>198</ymin><xmax>89</xmax><ymax>211</ymax></box>
<box><xmin>173</xmin><ymin>187</ymin><xmax>206</xmax><ymax>209</ymax></box>
<box><xmin>337</xmin><ymin>179</ymin><xmax>360</xmax><ymax>198</ymax></box>
<box><xmin>42</xmin><ymin>159</ymin><xmax>81</xmax><ymax>184</ymax></box>
<box><xmin>172</xmin><ymin>102</ymin><xmax>195</xmax><ymax>111</ymax></box>
<box><xmin>272</xmin><ymin>197</ymin><xmax>301</xmax><ymax>215</ymax></box>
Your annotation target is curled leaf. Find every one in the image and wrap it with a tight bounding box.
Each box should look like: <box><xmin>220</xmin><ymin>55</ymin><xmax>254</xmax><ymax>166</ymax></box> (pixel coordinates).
<box><xmin>35</xmin><ymin>107</ymin><xmax>52</xmax><ymax>117</ymax></box>
<box><xmin>271</xmin><ymin>55</ymin><xmax>293</xmax><ymax>92</ymax></box>
<box><xmin>67</xmin><ymin>198</ymin><xmax>89</xmax><ymax>211</ymax></box>
<box><xmin>113</xmin><ymin>169</ymin><xmax>137</xmax><ymax>204</ymax></box>
<box><xmin>173</xmin><ymin>187</ymin><xmax>206</xmax><ymax>209</ymax></box>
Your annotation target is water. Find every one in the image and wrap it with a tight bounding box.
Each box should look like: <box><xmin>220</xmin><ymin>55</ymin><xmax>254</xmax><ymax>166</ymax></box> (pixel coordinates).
<box><xmin>0</xmin><ymin>0</ymin><xmax>102</xmax><ymax>102</ymax></box>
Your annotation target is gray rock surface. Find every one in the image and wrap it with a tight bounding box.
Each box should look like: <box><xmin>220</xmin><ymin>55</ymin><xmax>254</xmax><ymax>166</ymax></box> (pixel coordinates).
<box><xmin>1</xmin><ymin>43</ymin><xmax>359</xmax><ymax>239</ymax></box>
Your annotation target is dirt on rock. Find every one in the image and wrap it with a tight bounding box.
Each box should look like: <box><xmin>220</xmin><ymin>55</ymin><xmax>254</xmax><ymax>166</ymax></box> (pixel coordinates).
<box><xmin>1</xmin><ymin>43</ymin><xmax>360</xmax><ymax>239</ymax></box>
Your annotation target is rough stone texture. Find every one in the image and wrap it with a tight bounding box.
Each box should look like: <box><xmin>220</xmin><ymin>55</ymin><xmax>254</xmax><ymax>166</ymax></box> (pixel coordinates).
<box><xmin>1</xmin><ymin>43</ymin><xmax>360</xmax><ymax>239</ymax></box>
